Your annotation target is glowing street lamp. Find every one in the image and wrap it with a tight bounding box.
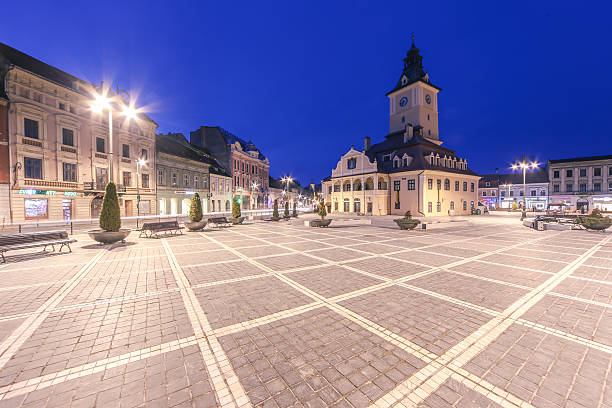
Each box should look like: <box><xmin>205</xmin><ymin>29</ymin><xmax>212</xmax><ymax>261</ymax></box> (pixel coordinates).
<box><xmin>90</xmin><ymin>85</ymin><xmax>142</xmax><ymax>185</ymax></box>
<box><xmin>511</xmin><ymin>159</ymin><xmax>539</xmax><ymax>212</ymax></box>
<box><xmin>281</xmin><ymin>176</ymin><xmax>293</xmax><ymax>201</ymax></box>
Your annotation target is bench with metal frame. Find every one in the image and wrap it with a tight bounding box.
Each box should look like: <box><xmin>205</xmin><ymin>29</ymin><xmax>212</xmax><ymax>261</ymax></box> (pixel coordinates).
<box><xmin>208</xmin><ymin>217</ymin><xmax>231</xmax><ymax>228</ymax></box>
<box><xmin>0</xmin><ymin>230</ymin><xmax>77</xmax><ymax>263</ymax></box>
<box><xmin>139</xmin><ymin>221</ymin><xmax>184</xmax><ymax>238</ymax></box>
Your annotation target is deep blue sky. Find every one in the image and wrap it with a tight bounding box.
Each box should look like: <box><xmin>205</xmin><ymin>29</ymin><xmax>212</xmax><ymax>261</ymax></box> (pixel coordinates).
<box><xmin>3</xmin><ymin>1</ymin><xmax>611</xmax><ymax>185</ymax></box>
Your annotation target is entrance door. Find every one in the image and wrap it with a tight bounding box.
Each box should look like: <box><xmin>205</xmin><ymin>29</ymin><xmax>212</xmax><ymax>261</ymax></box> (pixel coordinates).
<box><xmin>125</xmin><ymin>200</ymin><xmax>133</xmax><ymax>217</ymax></box>
<box><xmin>367</xmin><ymin>202</ymin><xmax>372</xmax><ymax>213</ymax></box>
<box><xmin>62</xmin><ymin>199</ymin><xmax>73</xmax><ymax>220</ymax></box>
<box><xmin>353</xmin><ymin>200</ymin><xmax>361</xmax><ymax>213</ymax></box>
<box><xmin>343</xmin><ymin>200</ymin><xmax>350</xmax><ymax>212</ymax></box>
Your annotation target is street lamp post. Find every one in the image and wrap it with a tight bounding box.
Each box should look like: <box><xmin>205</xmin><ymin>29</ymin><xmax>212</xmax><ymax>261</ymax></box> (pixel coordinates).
<box><xmin>511</xmin><ymin>159</ymin><xmax>539</xmax><ymax>217</ymax></box>
<box><xmin>281</xmin><ymin>176</ymin><xmax>293</xmax><ymax>205</ymax></box>
<box><xmin>136</xmin><ymin>158</ymin><xmax>146</xmax><ymax>227</ymax></box>
<box><xmin>251</xmin><ymin>182</ymin><xmax>259</xmax><ymax>209</ymax></box>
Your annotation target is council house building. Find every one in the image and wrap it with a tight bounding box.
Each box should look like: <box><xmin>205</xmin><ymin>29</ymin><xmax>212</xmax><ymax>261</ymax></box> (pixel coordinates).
<box><xmin>322</xmin><ymin>40</ymin><xmax>480</xmax><ymax>216</ymax></box>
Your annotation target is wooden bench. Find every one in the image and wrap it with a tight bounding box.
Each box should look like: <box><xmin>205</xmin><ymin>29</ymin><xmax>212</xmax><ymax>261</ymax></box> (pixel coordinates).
<box><xmin>208</xmin><ymin>217</ymin><xmax>231</xmax><ymax>228</ymax></box>
<box><xmin>139</xmin><ymin>221</ymin><xmax>184</xmax><ymax>238</ymax></box>
<box><xmin>0</xmin><ymin>230</ymin><xmax>77</xmax><ymax>263</ymax></box>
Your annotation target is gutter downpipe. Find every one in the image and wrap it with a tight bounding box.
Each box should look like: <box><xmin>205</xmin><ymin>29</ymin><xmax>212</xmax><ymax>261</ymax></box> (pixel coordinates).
<box><xmin>3</xmin><ymin>65</ymin><xmax>15</xmax><ymax>224</ymax></box>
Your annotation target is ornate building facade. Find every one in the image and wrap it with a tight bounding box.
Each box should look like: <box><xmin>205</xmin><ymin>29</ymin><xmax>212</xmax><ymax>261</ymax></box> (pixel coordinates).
<box><xmin>322</xmin><ymin>41</ymin><xmax>480</xmax><ymax>216</ymax></box>
<box><xmin>0</xmin><ymin>43</ymin><xmax>157</xmax><ymax>223</ymax></box>
<box><xmin>190</xmin><ymin>126</ymin><xmax>269</xmax><ymax>209</ymax></box>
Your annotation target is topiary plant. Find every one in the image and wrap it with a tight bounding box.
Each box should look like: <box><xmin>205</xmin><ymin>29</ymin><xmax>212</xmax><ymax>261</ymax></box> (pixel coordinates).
<box><xmin>579</xmin><ymin>208</ymin><xmax>611</xmax><ymax>231</ymax></box>
<box><xmin>404</xmin><ymin>211</ymin><xmax>412</xmax><ymax>219</ymax></box>
<box><xmin>292</xmin><ymin>201</ymin><xmax>298</xmax><ymax>217</ymax></box>
<box><xmin>189</xmin><ymin>193</ymin><xmax>203</xmax><ymax>222</ymax></box>
<box><xmin>232</xmin><ymin>197</ymin><xmax>241</xmax><ymax>218</ymax></box>
<box><xmin>317</xmin><ymin>199</ymin><xmax>327</xmax><ymax>220</ymax></box>
<box><xmin>99</xmin><ymin>182</ymin><xmax>121</xmax><ymax>232</ymax></box>
<box><xmin>284</xmin><ymin>201</ymin><xmax>290</xmax><ymax>217</ymax></box>
<box><xmin>273</xmin><ymin>200</ymin><xmax>279</xmax><ymax>218</ymax></box>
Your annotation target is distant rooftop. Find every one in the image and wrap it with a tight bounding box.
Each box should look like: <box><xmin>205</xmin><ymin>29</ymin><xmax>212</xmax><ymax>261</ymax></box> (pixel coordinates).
<box><xmin>548</xmin><ymin>155</ymin><xmax>612</xmax><ymax>164</ymax></box>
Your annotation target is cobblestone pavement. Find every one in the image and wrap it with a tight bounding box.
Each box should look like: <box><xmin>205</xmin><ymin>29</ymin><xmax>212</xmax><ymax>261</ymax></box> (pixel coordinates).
<box><xmin>0</xmin><ymin>220</ymin><xmax>610</xmax><ymax>408</ymax></box>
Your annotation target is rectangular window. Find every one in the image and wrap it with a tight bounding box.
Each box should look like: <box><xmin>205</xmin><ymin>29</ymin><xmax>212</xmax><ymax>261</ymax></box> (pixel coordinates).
<box><xmin>96</xmin><ymin>137</ymin><xmax>105</xmax><ymax>153</ymax></box>
<box><xmin>24</xmin><ymin>157</ymin><xmax>42</xmax><ymax>179</ymax></box>
<box><xmin>609</xmin><ymin>167</ymin><xmax>612</xmax><ymax>176</ymax></box>
<box><xmin>501</xmin><ymin>191</ymin><xmax>505</xmax><ymax>197</ymax></box>
<box><xmin>510</xmin><ymin>190</ymin><xmax>514</xmax><ymax>197</ymax></box>
<box><xmin>594</xmin><ymin>168</ymin><xmax>602</xmax><ymax>177</ymax></box>
<box><xmin>334</xmin><ymin>184</ymin><xmax>340</xmax><ymax>192</ymax></box>
<box><xmin>123</xmin><ymin>171</ymin><xmax>132</xmax><ymax>187</ymax></box>
<box><xmin>463</xmin><ymin>182</ymin><xmax>467</xmax><ymax>191</ymax></box>
<box><xmin>470</xmin><ymin>183</ymin><xmax>474</xmax><ymax>192</ymax></box>
<box><xmin>59</xmin><ymin>102</ymin><xmax>66</xmax><ymax>111</ymax></box>
<box><xmin>530</xmin><ymin>190</ymin><xmax>536</xmax><ymax>196</ymax></box>
<box><xmin>594</xmin><ymin>183</ymin><xmax>601</xmax><ymax>192</ymax></box>
<box><xmin>157</xmin><ymin>170</ymin><xmax>164</xmax><ymax>185</ymax></box>
<box><xmin>122</xmin><ymin>144</ymin><xmax>130</xmax><ymax>158</ymax></box>
<box><xmin>579</xmin><ymin>168</ymin><xmax>587</xmax><ymax>177</ymax></box>
<box><xmin>96</xmin><ymin>168</ymin><xmax>108</xmax><ymax>186</ymax></box>
<box><xmin>407</xmin><ymin>179</ymin><xmax>415</xmax><ymax>190</ymax></box>
<box><xmin>436</xmin><ymin>202</ymin><xmax>441</xmax><ymax>212</ymax></box>
<box><xmin>24</xmin><ymin>118</ymin><xmax>39</xmax><ymax>139</ymax></box>
<box><xmin>62</xmin><ymin>163</ymin><xmax>77</xmax><ymax>182</ymax></box>
<box><xmin>609</xmin><ymin>182</ymin><xmax>612</xmax><ymax>192</ymax></box>
<box><xmin>455</xmin><ymin>181</ymin><xmax>459</xmax><ymax>191</ymax></box>
<box><xmin>482</xmin><ymin>191</ymin><xmax>487</xmax><ymax>196</ymax></box>
<box><xmin>171</xmin><ymin>173</ymin><xmax>177</xmax><ymax>185</ymax></box>
<box><xmin>62</xmin><ymin>128</ymin><xmax>74</xmax><ymax>146</ymax></box>
<box><xmin>141</xmin><ymin>149</ymin><xmax>148</xmax><ymax>160</ymax></box>
<box><xmin>463</xmin><ymin>201</ymin><xmax>467</xmax><ymax>210</ymax></box>
<box><xmin>579</xmin><ymin>183</ymin><xmax>586</xmax><ymax>192</ymax></box>
<box><xmin>519</xmin><ymin>190</ymin><xmax>524</xmax><ymax>197</ymax></box>
<box><xmin>553</xmin><ymin>184</ymin><xmax>559</xmax><ymax>193</ymax></box>
<box><xmin>184</xmin><ymin>174</ymin><xmax>189</xmax><ymax>187</ymax></box>
<box><xmin>141</xmin><ymin>174</ymin><xmax>149</xmax><ymax>188</ymax></box>
<box><xmin>492</xmin><ymin>191</ymin><xmax>496</xmax><ymax>196</ymax></box>
<box><xmin>194</xmin><ymin>176</ymin><xmax>199</xmax><ymax>188</ymax></box>
<box><xmin>540</xmin><ymin>190</ymin><xmax>545</xmax><ymax>196</ymax></box>
<box><xmin>328</xmin><ymin>186</ymin><xmax>332</xmax><ymax>194</ymax></box>
<box><xmin>566</xmin><ymin>169</ymin><xmax>573</xmax><ymax>178</ymax></box>
<box><xmin>428</xmin><ymin>179</ymin><xmax>433</xmax><ymax>190</ymax></box>
<box><xmin>24</xmin><ymin>199</ymin><xmax>48</xmax><ymax>219</ymax></box>
<box><xmin>428</xmin><ymin>202</ymin><xmax>432</xmax><ymax>213</ymax></box>
<box><xmin>566</xmin><ymin>183</ymin><xmax>573</xmax><ymax>192</ymax></box>
<box><xmin>436</xmin><ymin>179</ymin><xmax>441</xmax><ymax>190</ymax></box>
<box><xmin>393</xmin><ymin>180</ymin><xmax>400</xmax><ymax>191</ymax></box>
<box><xmin>553</xmin><ymin>170</ymin><xmax>559</xmax><ymax>178</ymax></box>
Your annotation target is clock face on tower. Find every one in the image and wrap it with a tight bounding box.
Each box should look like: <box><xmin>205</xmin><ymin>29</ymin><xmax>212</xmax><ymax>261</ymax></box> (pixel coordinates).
<box><xmin>399</xmin><ymin>97</ymin><xmax>408</xmax><ymax>107</ymax></box>
<box><xmin>425</xmin><ymin>94</ymin><xmax>431</xmax><ymax>105</ymax></box>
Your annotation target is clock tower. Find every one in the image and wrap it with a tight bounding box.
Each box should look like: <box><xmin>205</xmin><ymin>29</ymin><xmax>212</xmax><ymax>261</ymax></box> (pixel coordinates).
<box><xmin>387</xmin><ymin>40</ymin><xmax>441</xmax><ymax>142</ymax></box>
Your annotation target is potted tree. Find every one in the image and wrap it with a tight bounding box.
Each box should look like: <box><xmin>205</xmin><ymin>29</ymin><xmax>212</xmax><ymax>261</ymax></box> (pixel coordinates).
<box><xmin>393</xmin><ymin>210</ymin><xmax>420</xmax><ymax>230</ymax></box>
<box><xmin>578</xmin><ymin>208</ymin><xmax>612</xmax><ymax>231</ymax></box>
<box><xmin>283</xmin><ymin>201</ymin><xmax>291</xmax><ymax>220</ymax></box>
<box><xmin>88</xmin><ymin>182</ymin><xmax>131</xmax><ymax>244</ymax></box>
<box><xmin>311</xmin><ymin>200</ymin><xmax>331</xmax><ymax>227</ymax></box>
<box><xmin>292</xmin><ymin>201</ymin><xmax>298</xmax><ymax>218</ymax></box>
<box><xmin>270</xmin><ymin>200</ymin><xmax>281</xmax><ymax>221</ymax></box>
<box><xmin>230</xmin><ymin>197</ymin><xmax>245</xmax><ymax>224</ymax></box>
<box><xmin>185</xmin><ymin>193</ymin><xmax>206</xmax><ymax>231</ymax></box>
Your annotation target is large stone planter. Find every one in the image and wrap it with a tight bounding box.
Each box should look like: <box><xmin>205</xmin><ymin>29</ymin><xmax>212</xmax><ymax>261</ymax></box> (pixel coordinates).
<box><xmin>229</xmin><ymin>217</ymin><xmax>245</xmax><ymax>225</ymax></box>
<box><xmin>311</xmin><ymin>219</ymin><xmax>332</xmax><ymax>227</ymax></box>
<box><xmin>579</xmin><ymin>216</ymin><xmax>612</xmax><ymax>231</ymax></box>
<box><xmin>88</xmin><ymin>229</ymin><xmax>131</xmax><ymax>244</ymax></box>
<box><xmin>185</xmin><ymin>220</ymin><xmax>207</xmax><ymax>231</ymax></box>
<box><xmin>393</xmin><ymin>218</ymin><xmax>420</xmax><ymax>230</ymax></box>
<box><xmin>270</xmin><ymin>216</ymin><xmax>281</xmax><ymax>221</ymax></box>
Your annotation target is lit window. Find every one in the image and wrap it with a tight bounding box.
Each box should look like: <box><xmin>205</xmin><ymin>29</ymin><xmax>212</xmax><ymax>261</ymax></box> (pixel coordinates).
<box><xmin>407</xmin><ymin>179</ymin><xmax>415</xmax><ymax>190</ymax></box>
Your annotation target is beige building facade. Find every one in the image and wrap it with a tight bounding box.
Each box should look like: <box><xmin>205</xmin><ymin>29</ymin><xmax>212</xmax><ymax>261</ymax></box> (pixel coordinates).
<box><xmin>323</xmin><ymin>41</ymin><xmax>479</xmax><ymax>216</ymax></box>
<box><xmin>0</xmin><ymin>43</ymin><xmax>157</xmax><ymax>223</ymax></box>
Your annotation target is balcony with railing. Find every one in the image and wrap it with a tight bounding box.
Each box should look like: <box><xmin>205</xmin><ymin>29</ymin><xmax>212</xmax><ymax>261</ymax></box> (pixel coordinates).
<box><xmin>84</xmin><ymin>182</ymin><xmax>126</xmax><ymax>192</ymax></box>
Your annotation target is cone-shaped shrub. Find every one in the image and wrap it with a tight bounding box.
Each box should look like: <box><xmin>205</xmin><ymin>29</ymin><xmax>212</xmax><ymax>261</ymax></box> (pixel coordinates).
<box><xmin>99</xmin><ymin>182</ymin><xmax>121</xmax><ymax>232</ymax></box>
<box><xmin>284</xmin><ymin>201</ymin><xmax>289</xmax><ymax>216</ymax></box>
<box><xmin>232</xmin><ymin>197</ymin><xmax>241</xmax><ymax>218</ymax></box>
<box><xmin>317</xmin><ymin>200</ymin><xmax>327</xmax><ymax>220</ymax></box>
<box><xmin>292</xmin><ymin>202</ymin><xmax>297</xmax><ymax>217</ymax></box>
<box><xmin>273</xmin><ymin>200</ymin><xmax>279</xmax><ymax>218</ymax></box>
<box><xmin>189</xmin><ymin>193</ymin><xmax>203</xmax><ymax>222</ymax></box>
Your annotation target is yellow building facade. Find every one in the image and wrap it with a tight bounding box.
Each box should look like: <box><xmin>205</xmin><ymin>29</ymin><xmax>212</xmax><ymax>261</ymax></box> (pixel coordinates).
<box><xmin>322</xmin><ymin>41</ymin><xmax>479</xmax><ymax>216</ymax></box>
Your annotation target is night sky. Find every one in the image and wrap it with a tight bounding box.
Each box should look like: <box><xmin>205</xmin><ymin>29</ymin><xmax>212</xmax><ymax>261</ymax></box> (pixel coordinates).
<box><xmin>3</xmin><ymin>1</ymin><xmax>611</xmax><ymax>185</ymax></box>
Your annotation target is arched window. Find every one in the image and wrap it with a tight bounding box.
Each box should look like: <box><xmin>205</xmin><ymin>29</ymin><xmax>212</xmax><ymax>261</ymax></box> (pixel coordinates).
<box><xmin>463</xmin><ymin>201</ymin><xmax>467</xmax><ymax>210</ymax></box>
<box><xmin>450</xmin><ymin>201</ymin><xmax>455</xmax><ymax>210</ymax></box>
<box><xmin>353</xmin><ymin>179</ymin><xmax>362</xmax><ymax>191</ymax></box>
<box><xmin>343</xmin><ymin>181</ymin><xmax>351</xmax><ymax>192</ymax></box>
<box><xmin>378</xmin><ymin>178</ymin><xmax>387</xmax><ymax>190</ymax></box>
<box><xmin>365</xmin><ymin>178</ymin><xmax>374</xmax><ymax>191</ymax></box>
<box><xmin>333</xmin><ymin>182</ymin><xmax>341</xmax><ymax>192</ymax></box>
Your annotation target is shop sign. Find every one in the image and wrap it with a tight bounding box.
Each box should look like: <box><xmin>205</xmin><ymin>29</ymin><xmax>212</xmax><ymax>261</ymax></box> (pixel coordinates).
<box><xmin>64</xmin><ymin>191</ymin><xmax>77</xmax><ymax>196</ymax></box>
<box><xmin>19</xmin><ymin>189</ymin><xmax>56</xmax><ymax>196</ymax></box>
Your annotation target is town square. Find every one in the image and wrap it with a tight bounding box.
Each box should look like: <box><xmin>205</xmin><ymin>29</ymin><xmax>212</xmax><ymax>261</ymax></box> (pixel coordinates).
<box><xmin>0</xmin><ymin>1</ymin><xmax>611</xmax><ymax>407</ymax></box>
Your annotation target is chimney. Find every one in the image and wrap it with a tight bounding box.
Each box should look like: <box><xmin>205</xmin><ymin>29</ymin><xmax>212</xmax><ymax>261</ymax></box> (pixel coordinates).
<box><xmin>364</xmin><ymin>136</ymin><xmax>371</xmax><ymax>151</ymax></box>
<box><xmin>403</xmin><ymin>124</ymin><xmax>413</xmax><ymax>143</ymax></box>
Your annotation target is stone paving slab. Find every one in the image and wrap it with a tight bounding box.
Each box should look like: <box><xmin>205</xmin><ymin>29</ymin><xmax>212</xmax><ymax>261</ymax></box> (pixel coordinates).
<box><xmin>217</xmin><ymin>308</ymin><xmax>426</xmax><ymax>408</ymax></box>
<box><xmin>193</xmin><ymin>276</ymin><xmax>313</xmax><ymax>330</ymax></box>
<box><xmin>286</xmin><ymin>265</ymin><xmax>384</xmax><ymax>298</ymax></box>
<box><xmin>255</xmin><ymin>253</ymin><xmax>325</xmax><ymax>272</ymax></box>
<box><xmin>449</xmin><ymin>261</ymin><xmax>550</xmax><ymax>288</ymax></box>
<box><xmin>571</xmin><ymin>265</ymin><xmax>612</xmax><ymax>282</ymax></box>
<box><xmin>182</xmin><ymin>260</ymin><xmax>265</xmax><ymax>286</ymax></box>
<box><xmin>342</xmin><ymin>257</ymin><xmax>430</xmax><ymax>280</ymax></box>
<box><xmin>418</xmin><ymin>377</ymin><xmax>504</xmax><ymax>408</ymax></box>
<box><xmin>464</xmin><ymin>323</ymin><xmax>611</xmax><ymax>408</ymax></box>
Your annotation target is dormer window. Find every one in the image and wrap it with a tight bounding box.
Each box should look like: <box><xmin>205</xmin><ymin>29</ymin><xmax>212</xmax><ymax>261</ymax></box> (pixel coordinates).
<box><xmin>393</xmin><ymin>157</ymin><xmax>400</xmax><ymax>168</ymax></box>
<box><xmin>401</xmin><ymin>75</ymin><xmax>407</xmax><ymax>85</ymax></box>
<box><xmin>347</xmin><ymin>158</ymin><xmax>357</xmax><ymax>169</ymax></box>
